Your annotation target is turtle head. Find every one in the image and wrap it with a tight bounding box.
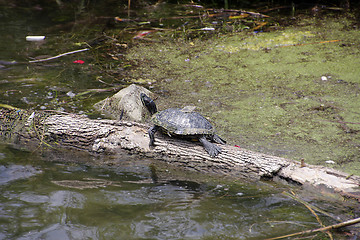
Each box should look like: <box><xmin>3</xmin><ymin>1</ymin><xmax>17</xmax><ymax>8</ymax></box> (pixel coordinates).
<box><xmin>140</xmin><ymin>93</ymin><xmax>157</xmax><ymax>115</ymax></box>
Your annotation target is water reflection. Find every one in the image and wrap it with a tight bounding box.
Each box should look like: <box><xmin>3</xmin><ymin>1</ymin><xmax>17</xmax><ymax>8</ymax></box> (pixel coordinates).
<box><xmin>0</xmin><ymin>143</ymin><xmax>356</xmax><ymax>239</ymax></box>
<box><xmin>0</xmin><ymin>99</ymin><xmax>354</xmax><ymax>235</ymax></box>
<box><xmin>0</xmin><ymin>168</ymin><xmax>334</xmax><ymax>237</ymax></box>
<box><xmin>17</xmin><ymin>223</ymin><xmax>98</xmax><ymax>240</ymax></box>
<box><xmin>0</xmin><ymin>164</ymin><xmax>41</xmax><ymax>185</ymax></box>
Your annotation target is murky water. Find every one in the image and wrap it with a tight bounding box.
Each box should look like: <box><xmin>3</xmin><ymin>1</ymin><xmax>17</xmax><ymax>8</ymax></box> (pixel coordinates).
<box><xmin>0</xmin><ymin>143</ymin><xmax>353</xmax><ymax>239</ymax></box>
<box><xmin>0</xmin><ymin>1</ymin><xmax>358</xmax><ymax>239</ymax></box>
<box><xmin>0</xmin><ymin>2</ymin><xmax>114</xmax><ymax>115</ymax></box>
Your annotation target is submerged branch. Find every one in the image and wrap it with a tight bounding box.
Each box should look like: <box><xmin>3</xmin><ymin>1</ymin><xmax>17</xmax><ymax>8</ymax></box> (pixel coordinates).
<box><xmin>75</xmin><ymin>86</ymin><xmax>123</xmax><ymax>97</ymax></box>
<box><xmin>282</xmin><ymin>192</ymin><xmax>336</xmax><ymax>220</ymax></box>
<box><xmin>266</xmin><ymin>217</ymin><xmax>360</xmax><ymax>240</ymax></box>
<box><xmin>29</xmin><ymin>48</ymin><xmax>89</xmax><ymax>63</ymax></box>
<box><xmin>283</xmin><ymin>191</ymin><xmax>333</xmax><ymax>239</ymax></box>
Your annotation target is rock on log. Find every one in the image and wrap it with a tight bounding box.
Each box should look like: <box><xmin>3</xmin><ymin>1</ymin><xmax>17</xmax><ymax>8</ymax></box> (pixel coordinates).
<box><xmin>0</xmin><ymin>108</ymin><xmax>359</xmax><ymax>198</ymax></box>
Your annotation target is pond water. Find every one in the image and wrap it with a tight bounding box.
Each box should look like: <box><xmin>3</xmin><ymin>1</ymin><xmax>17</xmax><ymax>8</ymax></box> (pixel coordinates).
<box><xmin>0</xmin><ymin>143</ymin><xmax>356</xmax><ymax>239</ymax></box>
<box><xmin>0</xmin><ymin>1</ymin><xmax>359</xmax><ymax>239</ymax></box>
<box><xmin>0</xmin><ymin>1</ymin><xmax>115</xmax><ymax>114</ymax></box>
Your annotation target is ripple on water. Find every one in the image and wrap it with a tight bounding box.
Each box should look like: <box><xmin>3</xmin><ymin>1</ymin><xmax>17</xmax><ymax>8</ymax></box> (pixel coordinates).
<box><xmin>0</xmin><ymin>164</ymin><xmax>42</xmax><ymax>185</ymax></box>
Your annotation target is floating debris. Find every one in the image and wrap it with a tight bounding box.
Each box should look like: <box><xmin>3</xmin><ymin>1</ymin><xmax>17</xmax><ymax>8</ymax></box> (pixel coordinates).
<box><xmin>26</xmin><ymin>36</ymin><xmax>45</xmax><ymax>41</ymax></box>
<box><xmin>133</xmin><ymin>30</ymin><xmax>154</xmax><ymax>39</ymax></box>
<box><xmin>73</xmin><ymin>60</ymin><xmax>85</xmax><ymax>64</ymax></box>
<box><xmin>199</xmin><ymin>27</ymin><xmax>215</xmax><ymax>31</ymax></box>
<box><xmin>52</xmin><ymin>178</ymin><xmax>121</xmax><ymax>189</ymax></box>
<box><xmin>66</xmin><ymin>91</ymin><xmax>76</xmax><ymax>98</ymax></box>
<box><xmin>325</xmin><ymin>160</ymin><xmax>335</xmax><ymax>164</ymax></box>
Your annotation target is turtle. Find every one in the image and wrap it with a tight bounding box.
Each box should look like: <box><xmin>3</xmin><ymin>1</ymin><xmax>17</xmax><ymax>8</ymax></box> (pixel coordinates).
<box><xmin>140</xmin><ymin>93</ymin><xmax>226</xmax><ymax>157</ymax></box>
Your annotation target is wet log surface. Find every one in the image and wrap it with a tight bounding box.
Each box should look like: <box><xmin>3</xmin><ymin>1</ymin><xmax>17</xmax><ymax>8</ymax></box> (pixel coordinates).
<box><xmin>1</xmin><ymin>108</ymin><xmax>360</xmax><ymax>199</ymax></box>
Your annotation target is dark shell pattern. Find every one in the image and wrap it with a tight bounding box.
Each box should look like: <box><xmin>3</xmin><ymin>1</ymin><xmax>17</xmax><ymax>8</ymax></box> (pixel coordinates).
<box><xmin>151</xmin><ymin>108</ymin><xmax>215</xmax><ymax>135</ymax></box>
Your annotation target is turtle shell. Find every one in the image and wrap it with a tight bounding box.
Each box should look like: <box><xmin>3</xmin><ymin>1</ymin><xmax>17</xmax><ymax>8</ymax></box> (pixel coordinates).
<box><xmin>151</xmin><ymin>108</ymin><xmax>215</xmax><ymax>135</ymax></box>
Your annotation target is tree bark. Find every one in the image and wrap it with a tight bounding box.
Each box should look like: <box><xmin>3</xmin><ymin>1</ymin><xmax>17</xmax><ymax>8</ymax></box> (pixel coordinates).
<box><xmin>1</xmin><ymin>108</ymin><xmax>359</xmax><ymax>199</ymax></box>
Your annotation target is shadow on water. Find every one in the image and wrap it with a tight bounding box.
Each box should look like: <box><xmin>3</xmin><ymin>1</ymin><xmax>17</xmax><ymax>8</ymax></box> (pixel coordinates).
<box><xmin>0</xmin><ymin>1</ymin><xmax>360</xmax><ymax>239</ymax></box>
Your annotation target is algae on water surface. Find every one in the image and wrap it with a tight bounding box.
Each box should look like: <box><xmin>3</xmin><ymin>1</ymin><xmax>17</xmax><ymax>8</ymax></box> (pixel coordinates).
<box><xmin>126</xmin><ymin>16</ymin><xmax>360</xmax><ymax>174</ymax></box>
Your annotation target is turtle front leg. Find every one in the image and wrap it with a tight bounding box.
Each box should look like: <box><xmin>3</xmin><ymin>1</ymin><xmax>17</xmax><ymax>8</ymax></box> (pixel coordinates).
<box><xmin>199</xmin><ymin>136</ymin><xmax>222</xmax><ymax>157</ymax></box>
<box><xmin>148</xmin><ymin>125</ymin><xmax>159</xmax><ymax>146</ymax></box>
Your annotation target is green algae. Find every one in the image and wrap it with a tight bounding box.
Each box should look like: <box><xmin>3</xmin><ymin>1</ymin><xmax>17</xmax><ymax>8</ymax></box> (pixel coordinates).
<box><xmin>126</xmin><ymin>15</ymin><xmax>360</xmax><ymax>174</ymax></box>
<box><xmin>218</xmin><ymin>30</ymin><xmax>316</xmax><ymax>52</ymax></box>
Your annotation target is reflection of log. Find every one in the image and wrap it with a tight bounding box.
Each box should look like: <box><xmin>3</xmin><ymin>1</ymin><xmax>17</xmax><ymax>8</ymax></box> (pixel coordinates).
<box><xmin>1</xmin><ymin>108</ymin><xmax>360</xmax><ymax>198</ymax></box>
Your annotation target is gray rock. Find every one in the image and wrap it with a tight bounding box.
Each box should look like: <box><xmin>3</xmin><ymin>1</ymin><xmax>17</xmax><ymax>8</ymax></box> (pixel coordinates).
<box><xmin>94</xmin><ymin>84</ymin><xmax>154</xmax><ymax>122</ymax></box>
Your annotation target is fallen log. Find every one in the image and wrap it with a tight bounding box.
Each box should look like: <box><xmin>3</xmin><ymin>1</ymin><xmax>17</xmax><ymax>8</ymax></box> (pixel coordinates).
<box><xmin>1</xmin><ymin>108</ymin><xmax>359</xmax><ymax>200</ymax></box>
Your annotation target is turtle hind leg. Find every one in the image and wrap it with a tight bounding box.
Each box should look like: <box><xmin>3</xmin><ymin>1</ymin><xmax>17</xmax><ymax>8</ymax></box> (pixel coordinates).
<box><xmin>199</xmin><ymin>136</ymin><xmax>222</xmax><ymax>157</ymax></box>
<box><xmin>148</xmin><ymin>125</ymin><xmax>159</xmax><ymax>146</ymax></box>
<box><xmin>212</xmin><ymin>134</ymin><xmax>226</xmax><ymax>145</ymax></box>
